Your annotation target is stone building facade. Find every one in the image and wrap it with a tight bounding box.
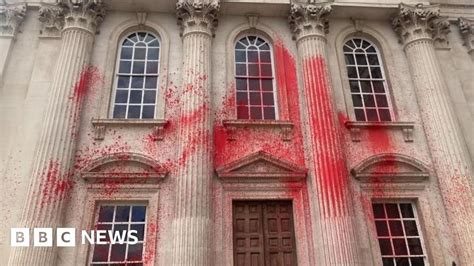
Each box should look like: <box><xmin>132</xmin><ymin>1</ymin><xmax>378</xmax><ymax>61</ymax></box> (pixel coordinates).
<box><xmin>0</xmin><ymin>0</ymin><xmax>472</xmax><ymax>265</ymax></box>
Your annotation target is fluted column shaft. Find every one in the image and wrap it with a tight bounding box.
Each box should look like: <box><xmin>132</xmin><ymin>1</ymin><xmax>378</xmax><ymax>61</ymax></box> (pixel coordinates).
<box><xmin>172</xmin><ymin>1</ymin><xmax>218</xmax><ymax>265</ymax></box>
<box><xmin>289</xmin><ymin>3</ymin><xmax>360</xmax><ymax>265</ymax></box>
<box><xmin>393</xmin><ymin>4</ymin><xmax>473</xmax><ymax>264</ymax></box>
<box><xmin>8</xmin><ymin>1</ymin><xmax>104</xmax><ymax>265</ymax></box>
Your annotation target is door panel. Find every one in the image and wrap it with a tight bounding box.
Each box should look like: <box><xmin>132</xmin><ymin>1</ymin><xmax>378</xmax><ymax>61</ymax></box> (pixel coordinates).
<box><xmin>233</xmin><ymin>201</ymin><xmax>297</xmax><ymax>266</ymax></box>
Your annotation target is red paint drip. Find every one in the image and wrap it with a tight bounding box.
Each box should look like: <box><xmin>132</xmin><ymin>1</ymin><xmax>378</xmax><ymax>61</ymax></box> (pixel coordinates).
<box><xmin>40</xmin><ymin>160</ymin><xmax>74</xmax><ymax>207</ymax></box>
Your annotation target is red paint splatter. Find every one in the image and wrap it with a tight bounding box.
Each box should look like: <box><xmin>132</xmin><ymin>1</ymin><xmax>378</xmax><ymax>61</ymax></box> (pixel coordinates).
<box><xmin>71</xmin><ymin>65</ymin><xmax>102</xmax><ymax>101</ymax></box>
<box><xmin>40</xmin><ymin>160</ymin><xmax>74</xmax><ymax>207</ymax></box>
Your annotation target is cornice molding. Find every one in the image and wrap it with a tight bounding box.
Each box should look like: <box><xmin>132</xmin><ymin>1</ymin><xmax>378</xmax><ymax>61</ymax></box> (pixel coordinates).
<box><xmin>0</xmin><ymin>3</ymin><xmax>26</xmax><ymax>37</ymax></box>
<box><xmin>39</xmin><ymin>0</ymin><xmax>105</xmax><ymax>36</ymax></box>
<box><xmin>176</xmin><ymin>0</ymin><xmax>220</xmax><ymax>37</ymax></box>
<box><xmin>288</xmin><ymin>1</ymin><xmax>332</xmax><ymax>42</ymax></box>
<box><xmin>392</xmin><ymin>3</ymin><xmax>450</xmax><ymax>48</ymax></box>
<box><xmin>458</xmin><ymin>17</ymin><xmax>474</xmax><ymax>54</ymax></box>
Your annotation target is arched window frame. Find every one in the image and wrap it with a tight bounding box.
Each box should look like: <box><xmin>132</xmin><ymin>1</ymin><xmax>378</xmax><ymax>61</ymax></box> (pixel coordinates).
<box><xmin>92</xmin><ymin>21</ymin><xmax>170</xmax><ymax>140</ymax></box>
<box><xmin>233</xmin><ymin>34</ymin><xmax>279</xmax><ymax>120</ymax></box>
<box><xmin>342</xmin><ymin>37</ymin><xmax>395</xmax><ymax>122</ymax></box>
<box><xmin>110</xmin><ymin>31</ymin><xmax>161</xmax><ymax>119</ymax></box>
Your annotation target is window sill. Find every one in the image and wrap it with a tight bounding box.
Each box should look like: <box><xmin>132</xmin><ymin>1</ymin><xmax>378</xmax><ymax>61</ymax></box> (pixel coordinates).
<box><xmin>91</xmin><ymin>118</ymin><xmax>168</xmax><ymax>141</ymax></box>
<box><xmin>344</xmin><ymin>121</ymin><xmax>415</xmax><ymax>142</ymax></box>
<box><xmin>222</xmin><ymin>119</ymin><xmax>294</xmax><ymax>141</ymax></box>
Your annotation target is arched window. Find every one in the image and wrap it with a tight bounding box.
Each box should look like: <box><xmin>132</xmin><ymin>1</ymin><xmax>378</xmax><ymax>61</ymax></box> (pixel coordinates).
<box><xmin>343</xmin><ymin>38</ymin><xmax>393</xmax><ymax>122</ymax></box>
<box><xmin>235</xmin><ymin>35</ymin><xmax>277</xmax><ymax>120</ymax></box>
<box><xmin>111</xmin><ymin>32</ymin><xmax>160</xmax><ymax>119</ymax></box>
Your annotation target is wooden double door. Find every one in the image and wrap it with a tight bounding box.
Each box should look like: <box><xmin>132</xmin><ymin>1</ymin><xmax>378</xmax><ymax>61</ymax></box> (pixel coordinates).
<box><xmin>232</xmin><ymin>201</ymin><xmax>298</xmax><ymax>266</ymax></box>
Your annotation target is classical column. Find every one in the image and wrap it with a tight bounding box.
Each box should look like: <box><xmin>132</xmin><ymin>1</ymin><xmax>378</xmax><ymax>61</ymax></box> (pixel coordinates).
<box><xmin>392</xmin><ymin>3</ymin><xmax>473</xmax><ymax>264</ymax></box>
<box><xmin>8</xmin><ymin>1</ymin><xmax>104</xmax><ymax>265</ymax></box>
<box><xmin>172</xmin><ymin>1</ymin><xmax>218</xmax><ymax>265</ymax></box>
<box><xmin>289</xmin><ymin>2</ymin><xmax>360</xmax><ymax>265</ymax></box>
<box><xmin>458</xmin><ymin>17</ymin><xmax>474</xmax><ymax>59</ymax></box>
<box><xmin>0</xmin><ymin>3</ymin><xmax>26</xmax><ymax>84</ymax></box>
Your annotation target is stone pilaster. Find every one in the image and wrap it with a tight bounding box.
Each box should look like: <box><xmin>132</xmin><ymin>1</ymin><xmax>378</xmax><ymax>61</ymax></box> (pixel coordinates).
<box><xmin>7</xmin><ymin>1</ymin><xmax>104</xmax><ymax>265</ymax></box>
<box><xmin>458</xmin><ymin>17</ymin><xmax>474</xmax><ymax>59</ymax></box>
<box><xmin>289</xmin><ymin>2</ymin><xmax>360</xmax><ymax>265</ymax></box>
<box><xmin>0</xmin><ymin>3</ymin><xmax>26</xmax><ymax>84</ymax></box>
<box><xmin>172</xmin><ymin>1</ymin><xmax>218</xmax><ymax>265</ymax></box>
<box><xmin>393</xmin><ymin>3</ymin><xmax>473</xmax><ymax>265</ymax></box>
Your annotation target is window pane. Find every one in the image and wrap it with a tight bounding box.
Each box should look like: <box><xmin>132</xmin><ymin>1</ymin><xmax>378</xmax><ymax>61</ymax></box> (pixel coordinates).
<box><xmin>237</xmin><ymin>106</ymin><xmax>249</xmax><ymax>119</ymax></box>
<box><xmin>110</xmin><ymin>243</ymin><xmax>127</xmax><ymax>262</ymax></box>
<box><xmin>260</xmin><ymin>51</ymin><xmax>271</xmax><ymax>62</ymax></box>
<box><xmin>407</xmin><ymin>238</ymin><xmax>423</xmax><ymax>255</ymax></box>
<box><xmin>366</xmin><ymin>109</ymin><xmax>378</xmax><ymax>121</ymax></box>
<box><xmin>249</xmin><ymin>79</ymin><xmax>259</xmax><ymax>91</ymax></box>
<box><xmin>248</xmin><ymin>64</ymin><xmax>259</xmax><ymax>76</ymax></box>
<box><xmin>360</xmin><ymin>81</ymin><xmax>372</xmax><ymax>92</ymax></box>
<box><xmin>119</xmin><ymin>61</ymin><xmax>131</xmax><ymax>73</ymax></box>
<box><xmin>363</xmin><ymin>94</ymin><xmax>375</xmax><ymax>107</ymax></box>
<box><xmin>143</xmin><ymin>91</ymin><xmax>156</xmax><ymax>104</ymax></box>
<box><xmin>262</xmin><ymin>80</ymin><xmax>273</xmax><ymax>91</ymax></box>
<box><xmin>371</xmin><ymin>67</ymin><xmax>383</xmax><ymax>78</ymax></box>
<box><xmin>386</xmin><ymin>204</ymin><xmax>400</xmax><ymax>218</ymax></box>
<box><xmin>132</xmin><ymin>62</ymin><xmax>145</xmax><ymax>74</ymax></box>
<box><xmin>115</xmin><ymin>206</ymin><xmax>130</xmax><ymax>222</ymax></box>
<box><xmin>98</xmin><ymin>206</ymin><xmax>115</xmax><ymax>222</ymax></box>
<box><xmin>131</xmin><ymin>206</ymin><xmax>146</xmax><ymax>221</ymax></box>
<box><xmin>379</xmin><ymin>109</ymin><xmax>392</xmax><ymax>122</ymax></box>
<box><xmin>378</xmin><ymin>239</ymin><xmax>393</xmax><ymax>255</ymax></box>
<box><xmin>352</xmin><ymin>94</ymin><xmax>362</xmax><ymax>107</ymax></box>
<box><xmin>349</xmin><ymin>81</ymin><xmax>360</xmax><ymax>92</ymax></box>
<box><xmin>354</xmin><ymin>109</ymin><xmax>365</xmax><ymax>121</ymax></box>
<box><xmin>373</xmin><ymin>81</ymin><xmax>385</xmax><ymax>93</ymax></box>
<box><xmin>142</xmin><ymin>106</ymin><xmax>155</xmax><ymax>118</ymax></box>
<box><xmin>375</xmin><ymin>221</ymin><xmax>389</xmax><ymax>236</ymax></box>
<box><xmin>250</xmin><ymin>107</ymin><xmax>262</xmax><ymax>119</ymax></box>
<box><xmin>263</xmin><ymin>107</ymin><xmax>275</xmax><ymax>120</ymax></box>
<box><xmin>367</xmin><ymin>54</ymin><xmax>379</xmax><ymax>65</ymax></box>
<box><xmin>134</xmin><ymin>48</ymin><xmax>146</xmax><ymax>60</ymax></box>
<box><xmin>236</xmin><ymin>64</ymin><xmax>246</xmax><ymax>76</ymax></box>
<box><xmin>128</xmin><ymin>105</ymin><xmax>141</xmax><ymax>119</ymax></box>
<box><xmin>149</xmin><ymin>39</ymin><xmax>159</xmax><ymax>47</ymax></box>
<box><xmin>115</xmin><ymin>90</ymin><xmax>129</xmax><ymax>104</ymax></box>
<box><xmin>389</xmin><ymin>220</ymin><xmax>404</xmax><ymax>236</ymax></box>
<box><xmin>131</xmin><ymin>77</ymin><xmax>144</xmax><ymax>89</ymax></box>
<box><xmin>92</xmin><ymin>244</ymin><xmax>109</xmax><ymax>262</ymax></box>
<box><xmin>345</xmin><ymin>54</ymin><xmax>355</xmax><ymax>65</ymax></box>
<box><xmin>236</xmin><ymin>92</ymin><xmax>248</xmax><ymax>105</ymax></box>
<box><xmin>262</xmin><ymin>92</ymin><xmax>274</xmax><ymax>105</ymax></box>
<box><xmin>117</xmin><ymin>76</ymin><xmax>130</xmax><ymax>88</ymax></box>
<box><xmin>393</xmin><ymin>239</ymin><xmax>408</xmax><ymax>255</ymax></box>
<box><xmin>358</xmin><ymin>67</ymin><xmax>370</xmax><ymax>78</ymax></box>
<box><xmin>410</xmin><ymin>257</ymin><xmax>425</xmax><ymax>266</ymax></box>
<box><xmin>372</xmin><ymin>204</ymin><xmax>385</xmax><ymax>218</ymax></box>
<box><xmin>127</xmin><ymin>243</ymin><xmax>143</xmax><ymax>261</ymax></box>
<box><xmin>121</xmin><ymin>47</ymin><xmax>133</xmax><ymax>59</ymax></box>
<box><xmin>113</xmin><ymin>105</ymin><xmax>126</xmax><ymax>118</ymax></box>
<box><xmin>131</xmin><ymin>224</ymin><xmax>145</xmax><ymax>241</ymax></box>
<box><xmin>130</xmin><ymin>90</ymin><xmax>142</xmax><ymax>104</ymax></box>
<box><xmin>146</xmin><ymin>62</ymin><xmax>158</xmax><ymax>74</ymax></box>
<box><xmin>148</xmin><ymin>48</ymin><xmax>159</xmax><ymax>60</ymax></box>
<box><xmin>395</xmin><ymin>257</ymin><xmax>409</xmax><ymax>266</ymax></box>
<box><xmin>145</xmin><ymin>77</ymin><xmax>157</xmax><ymax>89</ymax></box>
<box><xmin>382</xmin><ymin>258</ymin><xmax>395</xmax><ymax>266</ymax></box>
<box><xmin>356</xmin><ymin>54</ymin><xmax>367</xmax><ymax>65</ymax></box>
<box><xmin>403</xmin><ymin>221</ymin><xmax>419</xmax><ymax>236</ymax></box>
<box><xmin>235</xmin><ymin>50</ymin><xmax>245</xmax><ymax>62</ymax></box>
<box><xmin>247</xmin><ymin>51</ymin><xmax>258</xmax><ymax>62</ymax></box>
<box><xmin>261</xmin><ymin>64</ymin><xmax>272</xmax><ymax>77</ymax></box>
<box><xmin>400</xmin><ymin>204</ymin><xmax>414</xmax><ymax>218</ymax></box>
<box><xmin>376</xmin><ymin>95</ymin><xmax>389</xmax><ymax>107</ymax></box>
<box><xmin>347</xmin><ymin>67</ymin><xmax>357</xmax><ymax>78</ymax></box>
<box><xmin>249</xmin><ymin>92</ymin><xmax>261</xmax><ymax>105</ymax></box>
<box><xmin>236</xmin><ymin>78</ymin><xmax>247</xmax><ymax>91</ymax></box>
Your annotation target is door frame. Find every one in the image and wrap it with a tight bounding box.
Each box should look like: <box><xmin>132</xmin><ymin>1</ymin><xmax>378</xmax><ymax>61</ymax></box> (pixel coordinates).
<box><xmin>215</xmin><ymin>182</ymin><xmax>315</xmax><ymax>266</ymax></box>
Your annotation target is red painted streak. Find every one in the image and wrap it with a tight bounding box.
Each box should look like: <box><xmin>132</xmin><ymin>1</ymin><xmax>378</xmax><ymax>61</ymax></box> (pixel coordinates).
<box><xmin>40</xmin><ymin>160</ymin><xmax>74</xmax><ymax>207</ymax></box>
<box><xmin>71</xmin><ymin>65</ymin><xmax>102</xmax><ymax>102</ymax></box>
<box><xmin>302</xmin><ymin>56</ymin><xmax>349</xmax><ymax>218</ymax></box>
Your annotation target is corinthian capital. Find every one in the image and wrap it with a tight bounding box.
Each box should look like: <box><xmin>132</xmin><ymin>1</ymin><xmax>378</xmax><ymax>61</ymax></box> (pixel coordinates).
<box><xmin>458</xmin><ymin>17</ymin><xmax>474</xmax><ymax>55</ymax></box>
<box><xmin>392</xmin><ymin>3</ymin><xmax>449</xmax><ymax>47</ymax></box>
<box><xmin>176</xmin><ymin>0</ymin><xmax>220</xmax><ymax>37</ymax></box>
<box><xmin>39</xmin><ymin>0</ymin><xmax>105</xmax><ymax>35</ymax></box>
<box><xmin>288</xmin><ymin>1</ymin><xmax>332</xmax><ymax>41</ymax></box>
<box><xmin>0</xmin><ymin>3</ymin><xmax>26</xmax><ymax>36</ymax></box>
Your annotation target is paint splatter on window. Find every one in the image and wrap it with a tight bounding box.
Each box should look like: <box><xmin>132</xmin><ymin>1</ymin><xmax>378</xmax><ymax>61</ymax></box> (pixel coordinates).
<box><xmin>372</xmin><ymin>202</ymin><xmax>427</xmax><ymax>266</ymax></box>
<box><xmin>343</xmin><ymin>38</ymin><xmax>393</xmax><ymax>122</ymax></box>
<box><xmin>112</xmin><ymin>32</ymin><xmax>160</xmax><ymax>119</ymax></box>
<box><xmin>235</xmin><ymin>36</ymin><xmax>277</xmax><ymax>120</ymax></box>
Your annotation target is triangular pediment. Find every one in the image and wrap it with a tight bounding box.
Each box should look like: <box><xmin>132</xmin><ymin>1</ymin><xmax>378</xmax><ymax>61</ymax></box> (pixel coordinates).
<box><xmin>216</xmin><ymin>151</ymin><xmax>306</xmax><ymax>182</ymax></box>
<box><xmin>351</xmin><ymin>153</ymin><xmax>430</xmax><ymax>183</ymax></box>
<box><xmin>81</xmin><ymin>153</ymin><xmax>168</xmax><ymax>184</ymax></box>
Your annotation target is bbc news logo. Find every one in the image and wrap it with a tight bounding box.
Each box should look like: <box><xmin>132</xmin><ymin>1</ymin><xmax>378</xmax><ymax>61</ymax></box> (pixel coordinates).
<box><xmin>11</xmin><ymin>228</ymin><xmax>139</xmax><ymax>247</ymax></box>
